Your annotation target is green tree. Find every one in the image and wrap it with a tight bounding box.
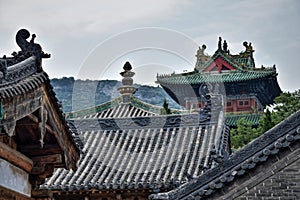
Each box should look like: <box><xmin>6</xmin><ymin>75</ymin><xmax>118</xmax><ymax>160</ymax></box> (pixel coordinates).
<box><xmin>231</xmin><ymin>90</ymin><xmax>300</xmax><ymax>149</ymax></box>
<box><xmin>258</xmin><ymin>108</ymin><xmax>274</xmax><ymax>133</ymax></box>
<box><xmin>271</xmin><ymin>90</ymin><xmax>300</xmax><ymax>125</ymax></box>
<box><xmin>160</xmin><ymin>98</ymin><xmax>172</xmax><ymax>115</ymax></box>
<box><xmin>231</xmin><ymin>118</ymin><xmax>260</xmax><ymax>148</ymax></box>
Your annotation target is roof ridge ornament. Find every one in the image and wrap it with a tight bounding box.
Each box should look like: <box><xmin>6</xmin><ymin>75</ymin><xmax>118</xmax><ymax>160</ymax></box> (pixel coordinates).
<box><xmin>218</xmin><ymin>37</ymin><xmax>222</xmax><ymax>50</ymax></box>
<box><xmin>217</xmin><ymin>37</ymin><xmax>230</xmax><ymax>54</ymax></box>
<box><xmin>15</xmin><ymin>29</ymin><xmax>50</xmax><ymax>71</ymax></box>
<box><xmin>239</xmin><ymin>41</ymin><xmax>255</xmax><ymax>68</ymax></box>
<box><xmin>240</xmin><ymin>41</ymin><xmax>255</xmax><ymax>57</ymax></box>
<box><xmin>0</xmin><ymin>29</ymin><xmax>51</xmax><ymax>84</ymax></box>
<box><xmin>118</xmin><ymin>61</ymin><xmax>137</xmax><ymax>103</ymax></box>
<box><xmin>195</xmin><ymin>44</ymin><xmax>210</xmax><ymax>70</ymax></box>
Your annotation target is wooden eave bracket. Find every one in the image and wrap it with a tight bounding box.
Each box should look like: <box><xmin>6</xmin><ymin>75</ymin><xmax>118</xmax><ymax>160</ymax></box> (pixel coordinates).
<box><xmin>31</xmin><ymin>154</ymin><xmax>64</xmax><ymax>184</ymax></box>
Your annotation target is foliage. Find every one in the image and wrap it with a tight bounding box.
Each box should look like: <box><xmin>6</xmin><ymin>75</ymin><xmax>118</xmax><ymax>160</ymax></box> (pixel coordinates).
<box><xmin>231</xmin><ymin>90</ymin><xmax>300</xmax><ymax>149</ymax></box>
<box><xmin>271</xmin><ymin>90</ymin><xmax>300</xmax><ymax>125</ymax></box>
<box><xmin>257</xmin><ymin>108</ymin><xmax>274</xmax><ymax>133</ymax></box>
<box><xmin>231</xmin><ymin>118</ymin><xmax>259</xmax><ymax>148</ymax></box>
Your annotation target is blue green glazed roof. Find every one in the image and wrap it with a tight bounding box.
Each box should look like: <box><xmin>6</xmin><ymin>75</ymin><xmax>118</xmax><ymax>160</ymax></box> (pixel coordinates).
<box><xmin>66</xmin><ymin>97</ymin><xmax>122</xmax><ymax>119</ymax></box>
<box><xmin>65</xmin><ymin>96</ymin><xmax>183</xmax><ymax>119</ymax></box>
<box><xmin>158</xmin><ymin>43</ymin><xmax>277</xmax><ymax>85</ymax></box>
<box><xmin>225</xmin><ymin>113</ymin><xmax>262</xmax><ymax>127</ymax></box>
<box><xmin>131</xmin><ymin>96</ymin><xmax>183</xmax><ymax>114</ymax></box>
<box><xmin>157</xmin><ymin>68</ymin><xmax>276</xmax><ymax>85</ymax></box>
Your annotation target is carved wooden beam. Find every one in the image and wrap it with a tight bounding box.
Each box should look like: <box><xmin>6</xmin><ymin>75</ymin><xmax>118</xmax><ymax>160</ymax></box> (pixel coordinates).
<box><xmin>0</xmin><ymin>142</ymin><xmax>33</xmax><ymax>172</ymax></box>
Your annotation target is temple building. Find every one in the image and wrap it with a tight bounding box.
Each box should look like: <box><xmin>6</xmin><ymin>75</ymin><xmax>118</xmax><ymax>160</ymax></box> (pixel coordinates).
<box><xmin>0</xmin><ymin>29</ymin><xmax>80</xmax><ymax>199</ymax></box>
<box><xmin>2</xmin><ymin>29</ymin><xmax>297</xmax><ymax>200</ymax></box>
<box><xmin>41</xmin><ymin>62</ymin><xmax>230</xmax><ymax>199</ymax></box>
<box><xmin>156</xmin><ymin>37</ymin><xmax>282</xmax><ymax>127</ymax></box>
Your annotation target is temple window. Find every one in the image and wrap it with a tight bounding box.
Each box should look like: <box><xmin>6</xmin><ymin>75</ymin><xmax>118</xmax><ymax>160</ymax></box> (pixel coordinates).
<box><xmin>238</xmin><ymin>100</ymin><xmax>249</xmax><ymax>107</ymax></box>
<box><xmin>226</xmin><ymin>101</ymin><xmax>232</xmax><ymax>107</ymax></box>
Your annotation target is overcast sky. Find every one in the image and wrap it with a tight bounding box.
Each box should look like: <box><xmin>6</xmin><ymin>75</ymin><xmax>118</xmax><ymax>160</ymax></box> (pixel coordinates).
<box><xmin>0</xmin><ymin>0</ymin><xmax>299</xmax><ymax>91</ymax></box>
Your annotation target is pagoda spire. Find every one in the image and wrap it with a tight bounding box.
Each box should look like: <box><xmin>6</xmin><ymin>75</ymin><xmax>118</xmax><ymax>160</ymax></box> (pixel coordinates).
<box><xmin>118</xmin><ymin>61</ymin><xmax>137</xmax><ymax>103</ymax></box>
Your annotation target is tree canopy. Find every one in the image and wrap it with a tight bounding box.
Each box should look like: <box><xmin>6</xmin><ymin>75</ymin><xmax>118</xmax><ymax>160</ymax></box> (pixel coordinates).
<box><xmin>271</xmin><ymin>90</ymin><xmax>300</xmax><ymax>125</ymax></box>
<box><xmin>231</xmin><ymin>90</ymin><xmax>300</xmax><ymax>149</ymax></box>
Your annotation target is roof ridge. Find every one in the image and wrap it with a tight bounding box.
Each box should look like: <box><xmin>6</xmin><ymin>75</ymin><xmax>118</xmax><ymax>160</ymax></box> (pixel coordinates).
<box><xmin>65</xmin><ymin>97</ymin><xmax>122</xmax><ymax>119</ymax></box>
<box><xmin>66</xmin><ymin>95</ymin><xmax>180</xmax><ymax>119</ymax></box>
<box><xmin>130</xmin><ymin>96</ymin><xmax>162</xmax><ymax>114</ymax></box>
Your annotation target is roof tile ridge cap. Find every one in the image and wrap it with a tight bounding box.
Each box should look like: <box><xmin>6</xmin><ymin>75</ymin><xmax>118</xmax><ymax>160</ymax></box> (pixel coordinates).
<box><xmin>5</xmin><ymin>55</ymin><xmax>36</xmax><ymax>71</ymax></box>
<box><xmin>94</xmin><ymin>96</ymin><xmax>121</xmax><ymax>110</ymax></box>
<box><xmin>133</xmin><ymin>97</ymin><xmax>184</xmax><ymax>114</ymax></box>
<box><xmin>244</xmin><ymin>67</ymin><xmax>276</xmax><ymax>73</ymax></box>
<box><xmin>131</xmin><ymin>96</ymin><xmax>163</xmax><ymax>111</ymax></box>
<box><xmin>0</xmin><ymin>56</ymin><xmax>39</xmax><ymax>87</ymax></box>
<box><xmin>66</xmin><ymin>97</ymin><xmax>122</xmax><ymax>118</ymax></box>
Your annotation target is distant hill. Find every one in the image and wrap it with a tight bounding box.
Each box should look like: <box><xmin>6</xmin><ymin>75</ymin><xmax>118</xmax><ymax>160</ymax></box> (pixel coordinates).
<box><xmin>51</xmin><ymin>77</ymin><xmax>180</xmax><ymax>113</ymax></box>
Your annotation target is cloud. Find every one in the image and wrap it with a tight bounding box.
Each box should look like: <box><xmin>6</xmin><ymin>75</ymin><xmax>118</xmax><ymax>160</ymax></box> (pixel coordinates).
<box><xmin>0</xmin><ymin>0</ymin><xmax>191</xmax><ymax>37</ymax></box>
<box><xmin>0</xmin><ymin>0</ymin><xmax>299</xmax><ymax>91</ymax></box>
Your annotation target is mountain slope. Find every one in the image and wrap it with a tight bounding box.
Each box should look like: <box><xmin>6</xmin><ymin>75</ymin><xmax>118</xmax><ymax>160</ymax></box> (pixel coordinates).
<box><xmin>51</xmin><ymin>77</ymin><xmax>180</xmax><ymax>113</ymax></box>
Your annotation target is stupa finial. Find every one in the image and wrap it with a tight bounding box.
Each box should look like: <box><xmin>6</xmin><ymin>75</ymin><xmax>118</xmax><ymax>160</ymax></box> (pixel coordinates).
<box><xmin>118</xmin><ymin>61</ymin><xmax>137</xmax><ymax>103</ymax></box>
<box><xmin>123</xmin><ymin>61</ymin><xmax>132</xmax><ymax>71</ymax></box>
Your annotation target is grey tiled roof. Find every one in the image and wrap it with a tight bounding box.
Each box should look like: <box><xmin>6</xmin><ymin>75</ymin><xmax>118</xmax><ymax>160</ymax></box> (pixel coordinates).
<box><xmin>43</xmin><ymin>96</ymin><xmax>230</xmax><ymax>192</ymax></box>
<box><xmin>43</xmin><ymin>91</ymin><xmax>229</xmax><ymax>191</ymax></box>
<box><xmin>99</xmin><ymin>101</ymin><xmax>157</xmax><ymax>118</ymax></box>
